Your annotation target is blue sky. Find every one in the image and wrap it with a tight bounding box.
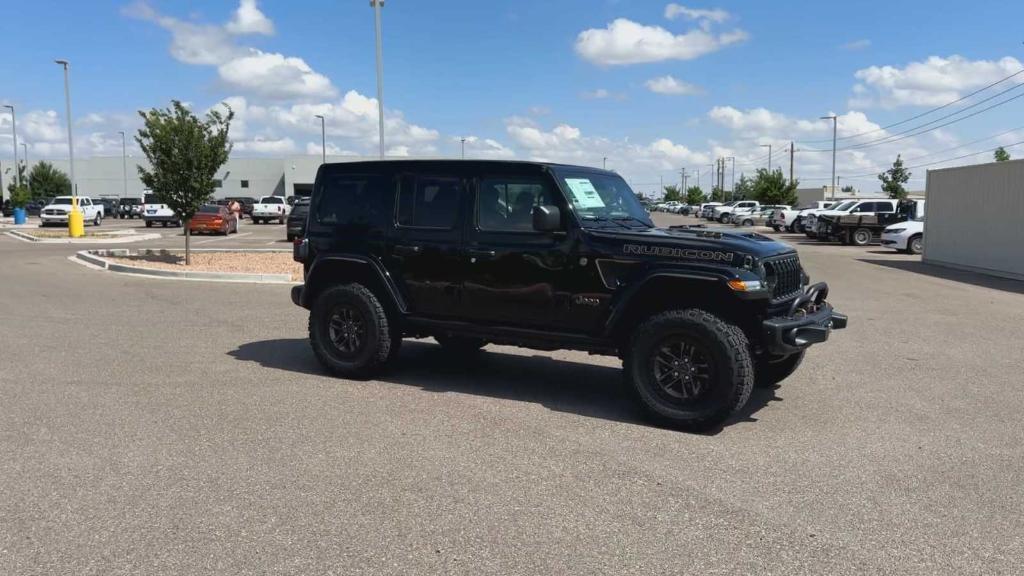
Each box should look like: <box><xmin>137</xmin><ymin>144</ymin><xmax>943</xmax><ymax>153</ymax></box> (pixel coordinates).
<box><xmin>2</xmin><ymin>0</ymin><xmax>1024</xmax><ymax>192</ymax></box>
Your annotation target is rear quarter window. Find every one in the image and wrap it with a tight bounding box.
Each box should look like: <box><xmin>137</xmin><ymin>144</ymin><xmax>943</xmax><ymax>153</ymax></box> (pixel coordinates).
<box><xmin>314</xmin><ymin>172</ymin><xmax>385</xmax><ymax>227</ymax></box>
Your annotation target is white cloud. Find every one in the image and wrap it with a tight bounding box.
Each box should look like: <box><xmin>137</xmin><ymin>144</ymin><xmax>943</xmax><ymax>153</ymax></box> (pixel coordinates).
<box><xmin>580</xmin><ymin>88</ymin><xmax>626</xmax><ymax>100</ymax></box>
<box><xmin>664</xmin><ymin>4</ymin><xmax>730</xmax><ymax>23</ymax></box>
<box><xmin>128</xmin><ymin>1</ymin><xmax>336</xmax><ymax>101</ymax></box>
<box><xmin>851</xmin><ymin>55</ymin><xmax>1024</xmax><ymax>108</ymax></box>
<box><xmin>646</xmin><ymin>75</ymin><xmax>702</xmax><ymax>95</ymax></box>
<box><xmin>226</xmin><ymin>0</ymin><xmax>274</xmax><ymax>36</ymax></box>
<box><xmin>218</xmin><ymin>50</ymin><xmax>336</xmax><ymax>100</ymax></box>
<box><xmin>575</xmin><ymin>17</ymin><xmax>748</xmax><ymax>66</ymax></box>
<box><xmin>841</xmin><ymin>39</ymin><xmax>871</xmax><ymax>51</ymax></box>
<box><xmin>233</xmin><ymin>136</ymin><xmax>296</xmax><ymax>154</ymax></box>
<box><xmin>305</xmin><ymin>141</ymin><xmax>359</xmax><ymax>156</ymax></box>
<box><xmin>457</xmin><ymin>136</ymin><xmax>516</xmax><ymax>159</ymax></box>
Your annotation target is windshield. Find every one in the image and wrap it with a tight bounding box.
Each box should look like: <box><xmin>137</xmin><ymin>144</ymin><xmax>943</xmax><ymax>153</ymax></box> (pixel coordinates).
<box><xmin>52</xmin><ymin>197</ymin><xmax>73</xmax><ymax>205</ymax></box>
<box><xmin>832</xmin><ymin>201</ymin><xmax>857</xmax><ymax>211</ymax></box>
<box><xmin>554</xmin><ymin>169</ymin><xmax>653</xmax><ymax>228</ymax></box>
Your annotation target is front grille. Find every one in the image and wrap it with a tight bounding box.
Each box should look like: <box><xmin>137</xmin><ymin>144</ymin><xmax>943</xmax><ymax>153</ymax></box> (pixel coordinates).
<box><xmin>763</xmin><ymin>255</ymin><xmax>803</xmax><ymax>301</ymax></box>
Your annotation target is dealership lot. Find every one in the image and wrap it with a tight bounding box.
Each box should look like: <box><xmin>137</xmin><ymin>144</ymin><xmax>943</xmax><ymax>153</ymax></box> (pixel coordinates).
<box><xmin>1</xmin><ymin>213</ymin><xmax>1023</xmax><ymax>575</ymax></box>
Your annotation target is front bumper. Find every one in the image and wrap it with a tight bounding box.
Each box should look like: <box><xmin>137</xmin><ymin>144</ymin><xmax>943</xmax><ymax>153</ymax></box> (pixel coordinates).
<box><xmin>761</xmin><ymin>282</ymin><xmax>848</xmax><ymax>355</ymax></box>
<box><xmin>40</xmin><ymin>213</ymin><xmax>70</xmax><ymax>223</ymax></box>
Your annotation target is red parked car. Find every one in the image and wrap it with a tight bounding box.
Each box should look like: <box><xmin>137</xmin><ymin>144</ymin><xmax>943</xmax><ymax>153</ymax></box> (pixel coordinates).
<box><xmin>188</xmin><ymin>205</ymin><xmax>238</xmax><ymax>235</ymax></box>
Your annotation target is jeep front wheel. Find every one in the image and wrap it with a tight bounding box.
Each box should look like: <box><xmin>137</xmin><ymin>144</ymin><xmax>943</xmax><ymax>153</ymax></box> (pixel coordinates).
<box><xmin>625</xmin><ymin>309</ymin><xmax>754</xmax><ymax>431</ymax></box>
<box><xmin>309</xmin><ymin>284</ymin><xmax>394</xmax><ymax>378</ymax></box>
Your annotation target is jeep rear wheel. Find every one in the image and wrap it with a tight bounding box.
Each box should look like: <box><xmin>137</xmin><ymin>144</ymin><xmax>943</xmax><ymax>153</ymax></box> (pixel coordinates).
<box><xmin>625</xmin><ymin>309</ymin><xmax>754</xmax><ymax>431</ymax></box>
<box><xmin>309</xmin><ymin>284</ymin><xmax>394</xmax><ymax>378</ymax></box>
<box><xmin>755</xmin><ymin>350</ymin><xmax>805</xmax><ymax>388</ymax></box>
<box><xmin>852</xmin><ymin>228</ymin><xmax>872</xmax><ymax>246</ymax></box>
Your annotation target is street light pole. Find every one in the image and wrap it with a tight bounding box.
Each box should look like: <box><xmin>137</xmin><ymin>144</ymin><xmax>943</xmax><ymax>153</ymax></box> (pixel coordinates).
<box><xmin>821</xmin><ymin>115</ymin><xmax>837</xmax><ymax>195</ymax></box>
<box><xmin>761</xmin><ymin>144</ymin><xmax>772</xmax><ymax>172</ymax></box>
<box><xmin>603</xmin><ymin>156</ymin><xmax>607</xmax><ymax>169</ymax></box>
<box><xmin>21</xmin><ymin>142</ymin><xmax>28</xmax><ymax>173</ymax></box>
<box><xmin>314</xmin><ymin>114</ymin><xmax>326</xmax><ymax>164</ymax></box>
<box><xmin>370</xmin><ymin>0</ymin><xmax>385</xmax><ymax>159</ymax></box>
<box><xmin>55</xmin><ymin>60</ymin><xmax>76</xmax><ymax>197</ymax></box>
<box><xmin>118</xmin><ymin>131</ymin><xmax>127</xmax><ymax>197</ymax></box>
<box><xmin>461</xmin><ymin>138</ymin><xmax>466</xmax><ymax>159</ymax></box>
<box><xmin>3</xmin><ymin>105</ymin><xmax>17</xmax><ymax>187</ymax></box>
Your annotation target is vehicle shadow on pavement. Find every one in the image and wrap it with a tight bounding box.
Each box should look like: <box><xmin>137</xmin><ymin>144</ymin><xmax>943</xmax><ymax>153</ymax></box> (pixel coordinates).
<box><xmin>859</xmin><ymin>258</ymin><xmax>1024</xmax><ymax>295</ymax></box>
<box><xmin>228</xmin><ymin>339</ymin><xmax>778</xmax><ymax>433</ymax></box>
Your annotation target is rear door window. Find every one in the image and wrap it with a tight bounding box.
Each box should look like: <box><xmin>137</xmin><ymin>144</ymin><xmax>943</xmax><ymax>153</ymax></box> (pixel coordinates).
<box><xmin>397</xmin><ymin>175</ymin><xmax>461</xmax><ymax>229</ymax></box>
<box><xmin>314</xmin><ymin>174</ymin><xmax>378</xmax><ymax>226</ymax></box>
<box><xmin>477</xmin><ymin>177</ymin><xmax>554</xmax><ymax>232</ymax></box>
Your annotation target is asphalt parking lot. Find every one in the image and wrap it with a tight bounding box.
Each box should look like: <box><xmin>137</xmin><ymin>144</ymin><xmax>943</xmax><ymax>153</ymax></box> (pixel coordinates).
<box><xmin>2</xmin><ymin>213</ymin><xmax>1022</xmax><ymax>575</ymax></box>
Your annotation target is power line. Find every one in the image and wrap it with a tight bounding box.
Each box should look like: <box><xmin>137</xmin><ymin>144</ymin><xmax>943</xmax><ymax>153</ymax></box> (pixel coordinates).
<box><xmin>836</xmin><ymin>83</ymin><xmax>1024</xmax><ymax>151</ymax></box>
<box><xmin>839</xmin><ymin>139</ymin><xmax>1024</xmax><ymax>179</ymax></box>
<box><xmin>800</xmin><ymin>67</ymin><xmax>1024</xmax><ymax>144</ymax></box>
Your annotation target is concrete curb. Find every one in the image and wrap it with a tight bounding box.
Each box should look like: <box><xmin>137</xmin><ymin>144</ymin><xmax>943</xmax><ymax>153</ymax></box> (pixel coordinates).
<box><xmin>75</xmin><ymin>248</ymin><xmax>298</xmax><ymax>284</ymax></box>
<box><xmin>6</xmin><ymin>229</ymin><xmax>162</xmax><ymax>244</ymax></box>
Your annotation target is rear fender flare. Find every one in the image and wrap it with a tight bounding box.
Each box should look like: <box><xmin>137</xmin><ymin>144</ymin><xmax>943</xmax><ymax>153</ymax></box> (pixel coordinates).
<box><xmin>302</xmin><ymin>255</ymin><xmax>408</xmax><ymax>314</ymax></box>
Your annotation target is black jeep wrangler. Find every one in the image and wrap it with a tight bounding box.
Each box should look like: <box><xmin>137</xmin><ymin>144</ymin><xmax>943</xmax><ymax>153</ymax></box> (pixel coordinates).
<box><xmin>292</xmin><ymin>160</ymin><xmax>846</xmax><ymax>430</ymax></box>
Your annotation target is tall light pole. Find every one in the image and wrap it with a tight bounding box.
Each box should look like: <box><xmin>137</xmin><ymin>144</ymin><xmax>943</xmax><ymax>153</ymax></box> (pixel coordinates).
<box><xmin>3</xmin><ymin>105</ymin><xmax>17</xmax><ymax>187</ymax></box>
<box><xmin>314</xmin><ymin>114</ymin><xmax>326</xmax><ymax>164</ymax></box>
<box><xmin>727</xmin><ymin>157</ymin><xmax>735</xmax><ymax>200</ymax></box>
<box><xmin>760</xmin><ymin>144</ymin><xmax>772</xmax><ymax>172</ymax></box>
<box><xmin>821</xmin><ymin>115</ymin><xmax>838</xmax><ymax>195</ymax></box>
<box><xmin>118</xmin><ymin>131</ymin><xmax>127</xmax><ymax>197</ymax></box>
<box><xmin>461</xmin><ymin>137</ymin><xmax>466</xmax><ymax>159</ymax></box>
<box><xmin>370</xmin><ymin>0</ymin><xmax>385</xmax><ymax>159</ymax></box>
<box><xmin>55</xmin><ymin>60</ymin><xmax>76</xmax><ymax>197</ymax></box>
<box><xmin>603</xmin><ymin>156</ymin><xmax>607</xmax><ymax>169</ymax></box>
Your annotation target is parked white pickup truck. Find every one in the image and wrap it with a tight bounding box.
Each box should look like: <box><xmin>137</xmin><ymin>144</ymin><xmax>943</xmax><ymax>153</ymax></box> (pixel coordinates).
<box><xmin>143</xmin><ymin>192</ymin><xmax>181</xmax><ymax>228</ymax></box>
<box><xmin>712</xmin><ymin>200</ymin><xmax>759</xmax><ymax>223</ymax></box>
<box><xmin>770</xmin><ymin>201</ymin><xmax>837</xmax><ymax>233</ymax></box>
<box><xmin>40</xmin><ymin>196</ymin><xmax>104</xmax><ymax>226</ymax></box>
<box><xmin>251</xmin><ymin>196</ymin><xmax>291</xmax><ymax>224</ymax></box>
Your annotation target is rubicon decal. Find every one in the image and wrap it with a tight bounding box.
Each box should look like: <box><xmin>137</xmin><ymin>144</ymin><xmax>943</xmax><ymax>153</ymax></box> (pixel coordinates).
<box><xmin>623</xmin><ymin>244</ymin><xmax>734</xmax><ymax>262</ymax></box>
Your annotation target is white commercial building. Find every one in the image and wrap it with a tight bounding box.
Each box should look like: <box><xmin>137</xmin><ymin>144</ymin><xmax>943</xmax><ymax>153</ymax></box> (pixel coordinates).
<box><xmin>924</xmin><ymin>160</ymin><xmax>1024</xmax><ymax>280</ymax></box>
<box><xmin>1</xmin><ymin>155</ymin><xmax>379</xmax><ymax>201</ymax></box>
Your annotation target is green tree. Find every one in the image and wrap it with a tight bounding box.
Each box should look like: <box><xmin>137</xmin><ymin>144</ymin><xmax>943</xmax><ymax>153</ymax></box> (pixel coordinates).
<box><xmin>710</xmin><ymin>186</ymin><xmax>727</xmax><ymax>202</ymax></box>
<box><xmin>136</xmin><ymin>100</ymin><xmax>234</xmax><ymax>265</ymax></box>
<box><xmin>733</xmin><ymin>174</ymin><xmax>754</xmax><ymax>200</ymax></box>
<box><xmin>6</xmin><ymin>163</ymin><xmax>27</xmax><ymax>195</ymax></box>
<box><xmin>841</xmin><ymin>185</ymin><xmax>855</xmax><ymax>193</ymax></box>
<box><xmin>662</xmin><ymin>184</ymin><xmax>682</xmax><ymax>202</ymax></box>
<box><xmin>878</xmin><ymin>155</ymin><xmax>911</xmax><ymax>199</ymax></box>
<box><xmin>994</xmin><ymin>147</ymin><xmax>1011</xmax><ymax>162</ymax></box>
<box><xmin>9</xmin><ymin>184</ymin><xmax>31</xmax><ymax>208</ymax></box>
<box><xmin>27</xmin><ymin>161</ymin><xmax>71</xmax><ymax>200</ymax></box>
<box><xmin>750</xmin><ymin>168</ymin><xmax>799</xmax><ymax>205</ymax></box>
<box><xmin>685</xmin><ymin>185</ymin><xmax>705</xmax><ymax>205</ymax></box>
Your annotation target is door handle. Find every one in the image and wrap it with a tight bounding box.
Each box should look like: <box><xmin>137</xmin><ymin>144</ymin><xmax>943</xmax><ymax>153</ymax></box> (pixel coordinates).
<box><xmin>466</xmin><ymin>249</ymin><xmax>497</xmax><ymax>259</ymax></box>
<box><xmin>394</xmin><ymin>244</ymin><xmax>422</xmax><ymax>256</ymax></box>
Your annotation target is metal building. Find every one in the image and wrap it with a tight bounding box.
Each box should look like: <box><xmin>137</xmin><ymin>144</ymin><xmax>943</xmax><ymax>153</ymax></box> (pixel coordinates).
<box><xmin>924</xmin><ymin>159</ymin><xmax>1024</xmax><ymax>280</ymax></box>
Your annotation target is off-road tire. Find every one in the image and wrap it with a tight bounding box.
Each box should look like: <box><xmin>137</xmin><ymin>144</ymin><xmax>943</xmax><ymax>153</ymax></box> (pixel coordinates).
<box><xmin>907</xmin><ymin>234</ymin><xmax>923</xmax><ymax>255</ymax></box>
<box><xmin>852</xmin><ymin>228</ymin><xmax>872</xmax><ymax>246</ymax></box>
<box><xmin>625</xmin><ymin>309</ymin><xmax>754</xmax><ymax>432</ymax></box>
<box><xmin>93</xmin><ymin>213</ymin><xmax>102</xmax><ymax>226</ymax></box>
<box><xmin>719</xmin><ymin>213</ymin><xmax>731</xmax><ymax>223</ymax></box>
<box><xmin>434</xmin><ymin>335</ymin><xmax>487</xmax><ymax>355</ymax></box>
<box><xmin>309</xmin><ymin>284</ymin><xmax>394</xmax><ymax>379</ymax></box>
<box><xmin>755</xmin><ymin>350</ymin><xmax>805</xmax><ymax>388</ymax></box>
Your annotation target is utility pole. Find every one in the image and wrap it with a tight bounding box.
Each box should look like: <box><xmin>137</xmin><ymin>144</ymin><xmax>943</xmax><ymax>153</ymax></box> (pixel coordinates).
<box><xmin>3</xmin><ymin>105</ymin><xmax>17</xmax><ymax>187</ymax></box>
<box><xmin>679</xmin><ymin>168</ymin><xmax>686</xmax><ymax>194</ymax></box>
<box><xmin>789</xmin><ymin>141</ymin><xmax>795</xmax><ymax>186</ymax></box>
<box><xmin>461</xmin><ymin>138</ymin><xmax>466</xmax><ymax>159</ymax></box>
<box><xmin>370</xmin><ymin>0</ymin><xmax>385</xmax><ymax>159</ymax></box>
<box><xmin>821</xmin><ymin>115</ymin><xmax>837</xmax><ymax>195</ymax></box>
<box><xmin>315</xmin><ymin>114</ymin><xmax>326</xmax><ymax>164</ymax></box>
<box><xmin>118</xmin><ymin>131</ymin><xmax>127</xmax><ymax>197</ymax></box>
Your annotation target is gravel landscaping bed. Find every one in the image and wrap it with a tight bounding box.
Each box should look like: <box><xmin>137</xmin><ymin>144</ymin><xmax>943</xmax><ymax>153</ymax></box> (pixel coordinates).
<box><xmin>106</xmin><ymin>251</ymin><xmax>303</xmax><ymax>281</ymax></box>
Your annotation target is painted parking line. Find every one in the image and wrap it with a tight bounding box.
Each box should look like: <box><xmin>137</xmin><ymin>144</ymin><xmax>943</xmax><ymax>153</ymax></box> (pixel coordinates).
<box><xmin>194</xmin><ymin>232</ymin><xmax>252</xmax><ymax>245</ymax></box>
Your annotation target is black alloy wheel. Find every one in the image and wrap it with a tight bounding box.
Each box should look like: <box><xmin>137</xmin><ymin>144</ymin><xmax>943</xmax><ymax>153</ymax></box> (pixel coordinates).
<box><xmin>327</xmin><ymin>305</ymin><xmax>367</xmax><ymax>357</ymax></box>
<box><xmin>651</xmin><ymin>336</ymin><xmax>715</xmax><ymax>407</ymax></box>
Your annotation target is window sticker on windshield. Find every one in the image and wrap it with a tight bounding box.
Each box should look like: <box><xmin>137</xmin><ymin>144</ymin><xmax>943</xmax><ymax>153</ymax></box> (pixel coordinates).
<box><xmin>564</xmin><ymin>178</ymin><xmax>605</xmax><ymax>209</ymax></box>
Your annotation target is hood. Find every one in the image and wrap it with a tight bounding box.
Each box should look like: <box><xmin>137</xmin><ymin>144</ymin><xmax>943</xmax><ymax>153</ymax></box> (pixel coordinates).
<box><xmin>587</xmin><ymin>225</ymin><xmax>796</xmax><ymax>263</ymax></box>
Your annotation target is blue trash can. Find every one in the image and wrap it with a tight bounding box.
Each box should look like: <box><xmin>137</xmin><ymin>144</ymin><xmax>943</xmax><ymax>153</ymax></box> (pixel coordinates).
<box><xmin>13</xmin><ymin>207</ymin><xmax>27</xmax><ymax>225</ymax></box>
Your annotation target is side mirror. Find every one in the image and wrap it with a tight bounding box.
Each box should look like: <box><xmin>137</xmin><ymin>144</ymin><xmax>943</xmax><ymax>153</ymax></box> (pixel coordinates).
<box><xmin>533</xmin><ymin>205</ymin><xmax>562</xmax><ymax>232</ymax></box>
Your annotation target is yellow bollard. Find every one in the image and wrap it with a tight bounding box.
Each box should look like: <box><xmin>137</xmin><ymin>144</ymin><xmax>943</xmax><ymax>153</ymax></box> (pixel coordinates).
<box><xmin>68</xmin><ymin>196</ymin><xmax>85</xmax><ymax>238</ymax></box>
